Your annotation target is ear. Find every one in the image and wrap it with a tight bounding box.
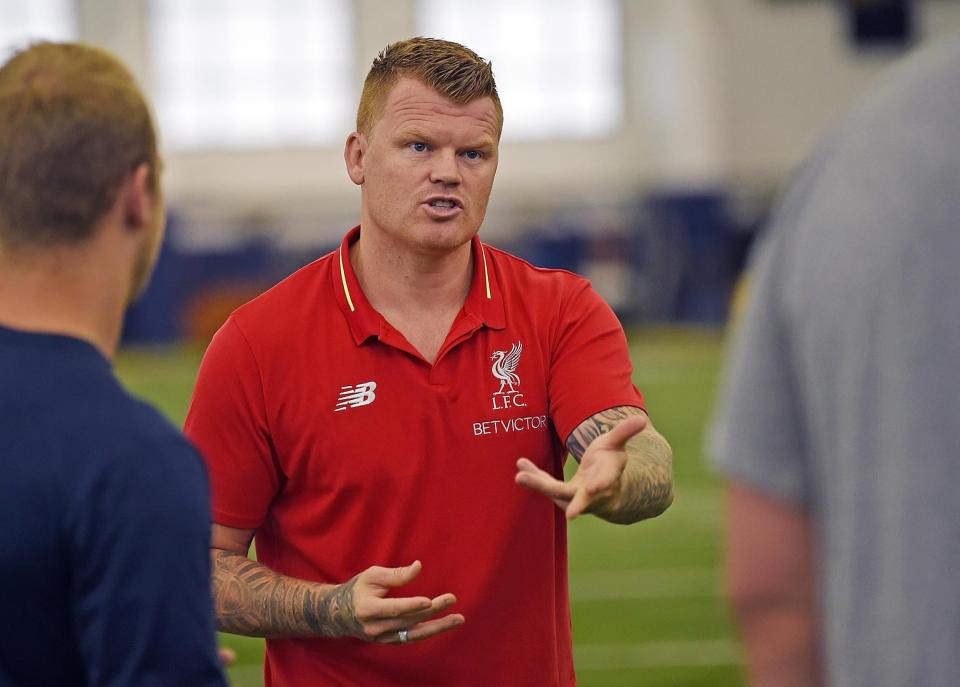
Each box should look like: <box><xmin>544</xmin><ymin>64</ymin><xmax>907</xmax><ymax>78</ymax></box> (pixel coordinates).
<box><xmin>122</xmin><ymin>163</ymin><xmax>154</xmax><ymax>232</ymax></box>
<box><xmin>344</xmin><ymin>132</ymin><xmax>366</xmax><ymax>186</ymax></box>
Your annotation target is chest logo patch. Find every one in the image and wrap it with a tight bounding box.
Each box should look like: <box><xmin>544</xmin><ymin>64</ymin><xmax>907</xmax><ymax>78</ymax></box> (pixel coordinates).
<box><xmin>490</xmin><ymin>341</ymin><xmax>526</xmax><ymax>410</ymax></box>
<box><xmin>335</xmin><ymin>381</ymin><xmax>377</xmax><ymax>412</ymax></box>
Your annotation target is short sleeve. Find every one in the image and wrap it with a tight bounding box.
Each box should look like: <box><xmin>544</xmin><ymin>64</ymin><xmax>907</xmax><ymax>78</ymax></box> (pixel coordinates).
<box><xmin>548</xmin><ymin>280</ymin><xmax>645</xmax><ymax>444</ymax></box>
<box><xmin>68</xmin><ymin>437</ymin><xmax>226</xmax><ymax>687</ymax></box>
<box><xmin>708</xmin><ymin>232</ymin><xmax>811</xmax><ymax>506</ymax></box>
<box><xmin>184</xmin><ymin>316</ymin><xmax>281</xmax><ymax>530</ymax></box>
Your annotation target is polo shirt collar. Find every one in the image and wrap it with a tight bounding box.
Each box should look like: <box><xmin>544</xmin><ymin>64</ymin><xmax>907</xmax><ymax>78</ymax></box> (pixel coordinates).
<box><xmin>333</xmin><ymin>225</ymin><xmax>506</xmax><ymax>346</ymax></box>
<box><xmin>462</xmin><ymin>231</ymin><xmax>506</xmax><ymax>331</ymax></box>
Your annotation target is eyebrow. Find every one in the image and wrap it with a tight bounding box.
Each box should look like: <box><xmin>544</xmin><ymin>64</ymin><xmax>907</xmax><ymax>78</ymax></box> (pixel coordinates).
<box><xmin>464</xmin><ymin>138</ymin><xmax>496</xmax><ymax>154</ymax></box>
<box><xmin>395</xmin><ymin>126</ymin><xmax>435</xmax><ymax>143</ymax></box>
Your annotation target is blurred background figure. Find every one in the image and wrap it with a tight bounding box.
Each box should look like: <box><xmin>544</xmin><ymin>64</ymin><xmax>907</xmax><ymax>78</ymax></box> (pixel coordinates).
<box><xmin>710</xmin><ymin>33</ymin><xmax>960</xmax><ymax>687</ymax></box>
<box><xmin>0</xmin><ymin>42</ymin><xmax>226</xmax><ymax>686</ymax></box>
<box><xmin>3</xmin><ymin>1</ymin><xmax>960</xmax><ymax>685</ymax></box>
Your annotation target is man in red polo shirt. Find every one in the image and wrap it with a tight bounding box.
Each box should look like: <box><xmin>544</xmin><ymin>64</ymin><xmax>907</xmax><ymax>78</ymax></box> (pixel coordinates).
<box><xmin>185</xmin><ymin>37</ymin><xmax>673</xmax><ymax>686</ymax></box>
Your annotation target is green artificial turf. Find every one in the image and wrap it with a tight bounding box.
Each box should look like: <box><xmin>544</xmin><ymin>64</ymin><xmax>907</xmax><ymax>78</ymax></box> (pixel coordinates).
<box><xmin>114</xmin><ymin>326</ymin><xmax>743</xmax><ymax>686</ymax></box>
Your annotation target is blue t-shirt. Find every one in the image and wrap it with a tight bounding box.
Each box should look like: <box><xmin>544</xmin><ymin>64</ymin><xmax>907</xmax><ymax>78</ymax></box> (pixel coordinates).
<box><xmin>0</xmin><ymin>324</ymin><xmax>226</xmax><ymax>686</ymax></box>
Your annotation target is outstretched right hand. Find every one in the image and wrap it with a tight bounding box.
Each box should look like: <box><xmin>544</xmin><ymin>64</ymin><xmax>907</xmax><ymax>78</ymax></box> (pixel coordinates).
<box><xmin>334</xmin><ymin>560</ymin><xmax>464</xmax><ymax>644</ymax></box>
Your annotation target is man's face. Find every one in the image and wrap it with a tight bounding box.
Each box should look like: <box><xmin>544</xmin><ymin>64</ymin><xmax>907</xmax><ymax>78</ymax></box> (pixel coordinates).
<box><xmin>348</xmin><ymin>78</ymin><xmax>500</xmax><ymax>255</ymax></box>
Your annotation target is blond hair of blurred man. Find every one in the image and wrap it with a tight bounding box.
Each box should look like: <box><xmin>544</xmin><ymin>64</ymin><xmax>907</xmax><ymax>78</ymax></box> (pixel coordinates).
<box><xmin>0</xmin><ymin>42</ymin><xmax>225</xmax><ymax>686</ymax></box>
<box><xmin>185</xmin><ymin>37</ymin><xmax>673</xmax><ymax>686</ymax></box>
<box><xmin>711</xmin><ymin>35</ymin><xmax>960</xmax><ymax>687</ymax></box>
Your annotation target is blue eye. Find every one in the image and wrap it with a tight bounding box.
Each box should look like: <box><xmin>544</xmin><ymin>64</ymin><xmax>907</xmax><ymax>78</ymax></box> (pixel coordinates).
<box><xmin>410</xmin><ymin>142</ymin><xmax>428</xmax><ymax>153</ymax></box>
<box><xmin>464</xmin><ymin>150</ymin><xmax>482</xmax><ymax>160</ymax></box>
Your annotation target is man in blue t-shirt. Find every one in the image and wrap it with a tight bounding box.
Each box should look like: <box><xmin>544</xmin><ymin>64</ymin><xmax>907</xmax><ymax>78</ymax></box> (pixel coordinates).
<box><xmin>0</xmin><ymin>43</ymin><xmax>225</xmax><ymax>686</ymax></box>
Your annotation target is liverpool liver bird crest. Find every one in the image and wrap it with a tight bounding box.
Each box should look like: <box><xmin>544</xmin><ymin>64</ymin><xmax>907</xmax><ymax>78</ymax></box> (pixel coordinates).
<box><xmin>491</xmin><ymin>341</ymin><xmax>522</xmax><ymax>394</ymax></box>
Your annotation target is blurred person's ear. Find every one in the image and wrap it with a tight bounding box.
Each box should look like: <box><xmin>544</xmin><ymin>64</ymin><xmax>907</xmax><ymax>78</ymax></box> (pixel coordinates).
<box><xmin>122</xmin><ymin>163</ymin><xmax>155</xmax><ymax>232</ymax></box>
<box><xmin>121</xmin><ymin>162</ymin><xmax>166</xmax><ymax>303</ymax></box>
<box><xmin>344</xmin><ymin>132</ymin><xmax>366</xmax><ymax>185</ymax></box>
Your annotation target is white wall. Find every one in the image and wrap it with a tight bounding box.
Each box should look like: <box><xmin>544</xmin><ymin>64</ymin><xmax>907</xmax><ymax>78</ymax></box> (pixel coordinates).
<box><xmin>68</xmin><ymin>0</ymin><xmax>960</xmax><ymax>245</ymax></box>
<box><xmin>719</xmin><ymin>0</ymin><xmax>960</xmax><ymax>184</ymax></box>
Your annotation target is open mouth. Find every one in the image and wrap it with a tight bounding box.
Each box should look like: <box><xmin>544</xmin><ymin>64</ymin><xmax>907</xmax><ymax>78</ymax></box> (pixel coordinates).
<box><xmin>423</xmin><ymin>198</ymin><xmax>463</xmax><ymax>218</ymax></box>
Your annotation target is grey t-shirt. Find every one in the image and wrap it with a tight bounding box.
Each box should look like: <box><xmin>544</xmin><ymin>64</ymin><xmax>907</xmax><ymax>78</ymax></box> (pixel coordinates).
<box><xmin>710</xmin><ymin>36</ymin><xmax>960</xmax><ymax>687</ymax></box>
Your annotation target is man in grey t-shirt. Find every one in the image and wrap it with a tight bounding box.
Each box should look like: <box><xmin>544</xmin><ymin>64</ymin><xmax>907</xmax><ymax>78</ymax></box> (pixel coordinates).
<box><xmin>710</xmin><ymin>36</ymin><xmax>960</xmax><ymax>687</ymax></box>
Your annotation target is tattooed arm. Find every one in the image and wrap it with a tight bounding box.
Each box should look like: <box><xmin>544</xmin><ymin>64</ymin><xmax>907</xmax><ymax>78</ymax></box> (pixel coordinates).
<box><xmin>566</xmin><ymin>406</ymin><xmax>673</xmax><ymax>523</ymax></box>
<box><xmin>210</xmin><ymin>524</ymin><xmax>464</xmax><ymax>641</ymax></box>
<box><xmin>515</xmin><ymin>406</ymin><xmax>673</xmax><ymax>524</ymax></box>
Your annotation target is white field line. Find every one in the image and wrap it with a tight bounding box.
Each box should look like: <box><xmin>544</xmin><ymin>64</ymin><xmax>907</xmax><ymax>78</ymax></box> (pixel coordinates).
<box><xmin>569</xmin><ymin>568</ymin><xmax>722</xmax><ymax>601</ymax></box>
<box><xmin>651</xmin><ymin>486</ymin><xmax>724</xmax><ymax>527</ymax></box>
<box><xmin>575</xmin><ymin>639</ymin><xmax>742</xmax><ymax>669</ymax></box>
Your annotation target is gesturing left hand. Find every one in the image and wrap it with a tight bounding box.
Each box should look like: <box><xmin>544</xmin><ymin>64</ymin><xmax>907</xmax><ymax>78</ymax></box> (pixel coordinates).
<box><xmin>515</xmin><ymin>413</ymin><xmax>648</xmax><ymax>520</ymax></box>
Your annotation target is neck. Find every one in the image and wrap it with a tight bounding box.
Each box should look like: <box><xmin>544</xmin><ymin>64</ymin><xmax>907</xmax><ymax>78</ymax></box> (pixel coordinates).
<box><xmin>0</xmin><ymin>244</ymin><xmax>129</xmax><ymax>360</ymax></box>
<box><xmin>351</xmin><ymin>228</ymin><xmax>474</xmax><ymax>317</ymax></box>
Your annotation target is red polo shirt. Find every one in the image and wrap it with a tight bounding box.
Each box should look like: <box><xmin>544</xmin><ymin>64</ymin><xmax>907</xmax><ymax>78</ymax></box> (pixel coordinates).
<box><xmin>185</xmin><ymin>226</ymin><xmax>644</xmax><ymax>686</ymax></box>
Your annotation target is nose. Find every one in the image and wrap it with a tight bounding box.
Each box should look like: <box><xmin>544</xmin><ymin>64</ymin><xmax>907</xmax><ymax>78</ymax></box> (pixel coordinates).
<box><xmin>429</xmin><ymin>149</ymin><xmax>461</xmax><ymax>186</ymax></box>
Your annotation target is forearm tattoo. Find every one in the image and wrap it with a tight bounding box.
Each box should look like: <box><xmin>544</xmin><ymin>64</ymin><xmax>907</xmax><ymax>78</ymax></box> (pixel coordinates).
<box><xmin>566</xmin><ymin>405</ymin><xmax>674</xmax><ymax>524</ymax></box>
<box><xmin>212</xmin><ymin>549</ymin><xmax>363</xmax><ymax>638</ymax></box>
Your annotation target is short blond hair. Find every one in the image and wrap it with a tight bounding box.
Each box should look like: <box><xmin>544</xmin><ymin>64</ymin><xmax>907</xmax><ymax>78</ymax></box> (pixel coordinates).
<box><xmin>0</xmin><ymin>42</ymin><xmax>159</xmax><ymax>249</ymax></box>
<box><xmin>357</xmin><ymin>37</ymin><xmax>503</xmax><ymax>137</ymax></box>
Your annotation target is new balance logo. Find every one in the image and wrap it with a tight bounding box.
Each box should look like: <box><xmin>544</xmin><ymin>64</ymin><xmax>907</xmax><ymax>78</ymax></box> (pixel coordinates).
<box><xmin>335</xmin><ymin>381</ymin><xmax>377</xmax><ymax>411</ymax></box>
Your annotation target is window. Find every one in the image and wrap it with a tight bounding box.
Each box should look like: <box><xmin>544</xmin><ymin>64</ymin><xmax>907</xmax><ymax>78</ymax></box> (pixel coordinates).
<box><xmin>0</xmin><ymin>0</ymin><xmax>76</xmax><ymax>61</ymax></box>
<box><xmin>148</xmin><ymin>0</ymin><xmax>353</xmax><ymax>150</ymax></box>
<box><xmin>417</xmin><ymin>0</ymin><xmax>623</xmax><ymax>141</ymax></box>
